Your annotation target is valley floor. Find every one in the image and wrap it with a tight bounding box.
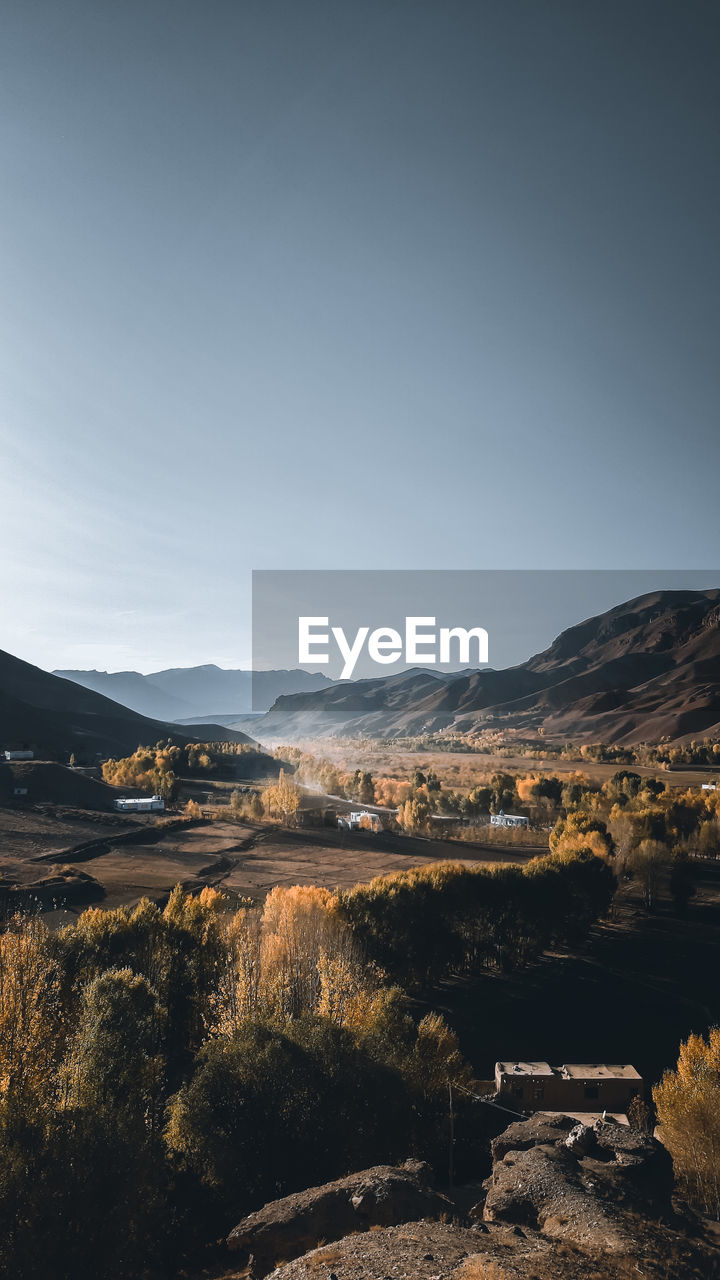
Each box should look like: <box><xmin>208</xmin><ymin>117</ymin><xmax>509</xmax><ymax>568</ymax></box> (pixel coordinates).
<box><xmin>0</xmin><ymin>806</ymin><xmax>538</xmax><ymax>920</ymax></box>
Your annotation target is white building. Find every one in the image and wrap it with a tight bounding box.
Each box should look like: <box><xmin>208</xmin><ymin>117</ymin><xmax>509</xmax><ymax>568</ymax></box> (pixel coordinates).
<box><xmin>490</xmin><ymin>810</ymin><xmax>529</xmax><ymax>828</ymax></box>
<box><xmin>702</xmin><ymin>783</ymin><xmax>717</xmax><ymax>792</ymax></box>
<box><xmin>4</xmin><ymin>749</ymin><xmax>34</xmax><ymax>761</ymax></box>
<box><xmin>338</xmin><ymin>810</ymin><xmax>383</xmax><ymax>832</ymax></box>
<box><xmin>113</xmin><ymin>795</ymin><xmax>165</xmax><ymax>813</ymax></box>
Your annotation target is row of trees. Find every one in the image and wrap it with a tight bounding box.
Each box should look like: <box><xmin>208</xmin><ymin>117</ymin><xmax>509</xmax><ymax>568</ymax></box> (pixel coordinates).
<box><xmin>383</xmin><ymin>732</ymin><xmax>720</xmax><ymax>772</ymax></box>
<box><xmin>103</xmin><ymin>742</ymin><xmax>279</xmax><ymax>803</ymax></box>
<box><xmin>282</xmin><ymin>748</ymin><xmax>574</xmax><ymax>830</ymax></box>
<box><xmin>340</xmin><ymin>848</ymin><xmax>616</xmax><ymax>983</ymax></box>
<box><xmin>548</xmin><ymin>772</ymin><xmax>720</xmax><ymax>908</ymax></box>
<box><xmin>272</xmin><ymin>749</ymin><xmax>717</xmax><ymax>902</ymax></box>
<box><xmin>282</xmin><ymin>745</ymin><xmax>716</xmax><ymax>842</ymax></box>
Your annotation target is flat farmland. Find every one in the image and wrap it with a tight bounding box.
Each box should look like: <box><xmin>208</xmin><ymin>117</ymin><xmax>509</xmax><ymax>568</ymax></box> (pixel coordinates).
<box><xmin>0</xmin><ymin>806</ymin><xmax>136</xmax><ymax>884</ymax></box>
<box><xmin>64</xmin><ymin>820</ymin><xmax>536</xmax><ymax>908</ymax></box>
<box><xmin>0</xmin><ymin>809</ymin><xmax>540</xmax><ymax>916</ymax></box>
<box><xmin>287</xmin><ymin>739</ymin><xmax>719</xmax><ymax>791</ymax></box>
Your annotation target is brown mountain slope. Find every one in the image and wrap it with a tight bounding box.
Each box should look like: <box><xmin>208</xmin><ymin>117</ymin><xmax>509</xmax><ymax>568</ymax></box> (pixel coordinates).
<box><xmin>249</xmin><ymin>588</ymin><xmax>720</xmax><ymax>744</ymax></box>
<box><xmin>0</xmin><ymin>649</ymin><xmax>255</xmax><ymax>760</ymax></box>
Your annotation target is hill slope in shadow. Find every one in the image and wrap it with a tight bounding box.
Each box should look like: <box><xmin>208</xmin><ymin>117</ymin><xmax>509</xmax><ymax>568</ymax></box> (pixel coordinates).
<box><xmin>0</xmin><ymin>649</ymin><xmax>254</xmax><ymax>760</ymax></box>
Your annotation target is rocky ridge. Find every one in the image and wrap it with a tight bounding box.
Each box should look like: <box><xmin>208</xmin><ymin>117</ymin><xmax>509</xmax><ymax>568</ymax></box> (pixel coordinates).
<box><xmin>219</xmin><ymin>1114</ymin><xmax>720</xmax><ymax>1280</ymax></box>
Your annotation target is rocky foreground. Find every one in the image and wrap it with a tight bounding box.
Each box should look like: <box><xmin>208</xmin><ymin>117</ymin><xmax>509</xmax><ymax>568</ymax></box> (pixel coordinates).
<box><xmin>218</xmin><ymin>1114</ymin><xmax>720</xmax><ymax>1280</ymax></box>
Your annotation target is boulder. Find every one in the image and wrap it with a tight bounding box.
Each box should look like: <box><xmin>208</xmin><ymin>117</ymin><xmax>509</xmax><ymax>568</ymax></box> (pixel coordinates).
<box><xmin>564</xmin><ymin>1122</ymin><xmax>597</xmax><ymax>1156</ymax></box>
<box><xmin>491</xmin><ymin>1112</ymin><xmax>575</xmax><ymax>1161</ymax></box>
<box><xmin>227</xmin><ymin>1159</ymin><xmax>454</xmax><ymax>1277</ymax></box>
<box><xmin>484</xmin><ymin>1138</ymin><xmax>632</xmax><ymax>1253</ymax></box>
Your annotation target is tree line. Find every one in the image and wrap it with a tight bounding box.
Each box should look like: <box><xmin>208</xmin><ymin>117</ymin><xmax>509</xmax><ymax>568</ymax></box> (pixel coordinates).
<box><xmin>102</xmin><ymin>741</ymin><xmax>280</xmax><ymax>802</ymax></box>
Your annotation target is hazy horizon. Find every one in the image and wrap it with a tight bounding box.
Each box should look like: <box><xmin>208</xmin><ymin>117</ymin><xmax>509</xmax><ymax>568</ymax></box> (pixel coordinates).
<box><xmin>35</xmin><ymin>571</ymin><xmax>719</xmax><ymax>678</ymax></box>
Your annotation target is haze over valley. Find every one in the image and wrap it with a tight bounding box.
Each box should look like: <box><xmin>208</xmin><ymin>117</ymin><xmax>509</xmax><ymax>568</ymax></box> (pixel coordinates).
<box><xmin>49</xmin><ymin>588</ymin><xmax>720</xmax><ymax>747</ymax></box>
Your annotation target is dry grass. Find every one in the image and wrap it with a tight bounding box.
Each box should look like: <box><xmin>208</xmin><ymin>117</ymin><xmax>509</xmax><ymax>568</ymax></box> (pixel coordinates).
<box><xmin>452</xmin><ymin>1257</ymin><xmax>513</xmax><ymax>1280</ymax></box>
<box><xmin>305</xmin><ymin>1243</ymin><xmax>344</xmax><ymax>1270</ymax></box>
<box><xmin>454</xmin><ymin>823</ymin><xmax>548</xmax><ymax>848</ymax></box>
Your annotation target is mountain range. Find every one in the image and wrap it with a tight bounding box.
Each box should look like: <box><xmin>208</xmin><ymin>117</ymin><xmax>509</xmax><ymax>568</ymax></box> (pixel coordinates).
<box><xmin>237</xmin><ymin>589</ymin><xmax>720</xmax><ymax>744</ymax></box>
<box><xmin>52</xmin><ymin>665</ymin><xmax>334</xmax><ymax>721</ymax></box>
<box><xmin>0</xmin><ymin>650</ymin><xmax>255</xmax><ymax>760</ymax></box>
<box><xmin>6</xmin><ymin>589</ymin><xmax>719</xmax><ymax>755</ymax></box>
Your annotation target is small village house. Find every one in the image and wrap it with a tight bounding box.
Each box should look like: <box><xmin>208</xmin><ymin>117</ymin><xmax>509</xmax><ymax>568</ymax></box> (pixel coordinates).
<box><xmin>490</xmin><ymin>810</ymin><xmax>529</xmax><ymax>828</ymax></box>
<box><xmin>113</xmin><ymin>795</ymin><xmax>165</xmax><ymax>813</ymax></box>
<box><xmin>495</xmin><ymin>1061</ymin><xmax>643</xmax><ymax>1114</ymax></box>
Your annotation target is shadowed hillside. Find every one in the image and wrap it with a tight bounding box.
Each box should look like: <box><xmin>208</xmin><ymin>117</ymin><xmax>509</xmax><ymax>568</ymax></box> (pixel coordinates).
<box><xmin>0</xmin><ymin>649</ymin><xmax>255</xmax><ymax>761</ymax></box>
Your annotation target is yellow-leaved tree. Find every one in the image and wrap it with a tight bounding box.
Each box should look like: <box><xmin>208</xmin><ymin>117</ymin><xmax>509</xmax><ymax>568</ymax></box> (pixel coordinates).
<box><xmin>0</xmin><ymin>917</ymin><xmax>63</xmax><ymax>1115</ymax></box>
<box><xmin>211</xmin><ymin>885</ymin><xmax>362</xmax><ymax>1031</ymax></box>
<box><xmin>654</xmin><ymin>1028</ymin><xmax>720</xmax><ymax>1218</ymax></box>
<box><xmin>263</xmin><ymin>769</ymin><xmax>301</xmax><ymax>823</ymax></box>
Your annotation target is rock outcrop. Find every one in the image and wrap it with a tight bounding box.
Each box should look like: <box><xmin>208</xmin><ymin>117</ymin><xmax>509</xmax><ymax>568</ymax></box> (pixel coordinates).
<box><xmin>219</xmin><ymin>1118</ymin><xmax>719</xmax><ymax>1280</ymax></box>
<box><xmin>482</xmin><ymin>1112</ymin><xmax>675</xmax><ymax>1255</ymax></box>
<box><xmin>227</xmin><ymin>1159</ymin><xmax>453</xmax><ymax>1276</ymax></box>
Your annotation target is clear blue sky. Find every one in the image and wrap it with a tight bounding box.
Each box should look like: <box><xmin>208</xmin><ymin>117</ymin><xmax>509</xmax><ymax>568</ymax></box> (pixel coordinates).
<box><xmin>1</xmin><ymin>1</ymin><xmax>718</xmax><ymax>672</ymax></box>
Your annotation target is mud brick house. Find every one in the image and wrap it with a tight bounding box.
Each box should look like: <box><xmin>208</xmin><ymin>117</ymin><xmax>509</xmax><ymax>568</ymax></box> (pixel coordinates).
<box><xmin>495</xmin><ymin>1061</ymin><xmax>643</xmax><ymax>1113</ymax></box>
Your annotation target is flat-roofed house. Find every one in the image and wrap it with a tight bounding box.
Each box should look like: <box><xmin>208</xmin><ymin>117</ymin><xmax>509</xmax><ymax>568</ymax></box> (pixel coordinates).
<box><xmin>495</xmin><ymin>1061</ymin><xmax>643</xmax><ymax>1113</ymax></box>
<box><xmin>490</xmin><ymin>811</ymin><xmax>529</xmax><ymax>828</ymax></box>
<box><xmin>113</xmin><ymin>795</ymin><xmax>165</xmax><ymax>813</ymax></box>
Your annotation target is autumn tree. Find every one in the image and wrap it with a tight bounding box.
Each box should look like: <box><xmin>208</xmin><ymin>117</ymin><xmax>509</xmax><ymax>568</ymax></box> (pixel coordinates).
<box><xmin>246</xmin><ymin>791</ymin><xmax>263</xmax><ymax>820</ymax></box>
<box><xmin>550</xmin><ymin>812</ymin><xmax>615</xmax><ymax>862</ymax></box>
<box><xmin>165</xmin><ymin>1023</ymin><xmax>330</xmax><ymax>1213</ymax></box>
<box><xmin>53</xmin><ymin>968</ymin><xmax>171</xmax><ymax>1278</ymax></box>
<box><xmin>63</xmin><ymin>967</ymin><xmax>165</xmax><ymax>1130</ymax></box>
<box><xmin>0</xmin><ymin>917</ymin><xmax>63</xmax><ymax>1116</ymax></box>
<box><xmin>263</xmin><ymin>769</ymin><xmax>301</xmax><ymax>823</ymax></box>
<box><xmin>629</xmin><ymin>838</ymin><xmax>667</xmax><ymax>910</ymax></box>
<box><xmin>396</xmin><ymin>792</ymin><xmax>433</xmax><ymax>832</ymax></box>
<box><xmin>212</xmin><ymin>886</ymin><xmax>360</xmax><ymax>1030</ymax></box>
<box><xmin>654</xmin><ymin>1028</ymin><xmax>720</xmax><ymax>1218</ymax></box>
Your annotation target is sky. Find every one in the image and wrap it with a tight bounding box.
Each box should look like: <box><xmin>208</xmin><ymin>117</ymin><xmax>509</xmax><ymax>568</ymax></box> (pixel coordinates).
<box><xmin>1</xmin><ymin>1</ymin><xmax>719</xmax><ymax>673</ymax></box>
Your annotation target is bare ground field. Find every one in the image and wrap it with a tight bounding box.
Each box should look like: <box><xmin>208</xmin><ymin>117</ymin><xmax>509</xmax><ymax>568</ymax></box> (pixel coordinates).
<box><xmin>0</xmin><ymin>805</ymin><xmax>139</xmax><ymax>884</ymax></box>
<box><xmin>0</xmin><ymin>807</ymin><xmax>539</xmax><ymax>918</ymax></box>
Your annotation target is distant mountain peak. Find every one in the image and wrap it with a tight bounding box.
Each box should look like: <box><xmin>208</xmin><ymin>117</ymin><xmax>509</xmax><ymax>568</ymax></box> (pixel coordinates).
<box><xmin>53</xmin><ymin>665</ymin><xmax>335</xmax><ymax>719</ymax></box>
